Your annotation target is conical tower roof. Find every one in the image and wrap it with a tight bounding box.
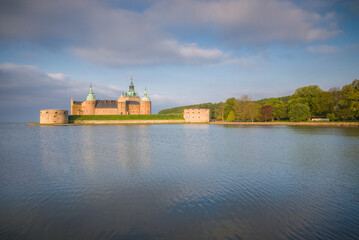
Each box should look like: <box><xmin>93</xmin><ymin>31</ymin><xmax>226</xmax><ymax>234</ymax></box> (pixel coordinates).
<box><xmin>141</xmin><ymin>87</ymin><xmax>150</xmax><ymax>101</ymax></box>
<box><xmin>126</xmin><ymin>77</ymin><xmax>138</xmax><ymax>97</ymax></box>
<box><xmin>86</xmin><ymin>84</ymin><xmax>95</xmax><ymax>101</ymax></box>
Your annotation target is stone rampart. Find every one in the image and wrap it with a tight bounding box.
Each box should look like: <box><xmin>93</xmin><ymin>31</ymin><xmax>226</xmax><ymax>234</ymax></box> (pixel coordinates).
<box><xmin>184</xmin><ymin>109</ymin><xmax>210</xmax><ymax>122</ymax></box>
<box><xmin>40</xmin><ymin>110</ymin><xmax>68</xmax><ymax>124</ymax></box>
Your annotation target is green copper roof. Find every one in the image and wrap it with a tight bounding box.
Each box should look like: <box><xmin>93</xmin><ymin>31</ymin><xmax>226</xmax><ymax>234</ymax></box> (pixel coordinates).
<box><xmin>126</xmin><ymin>77</ymin><xmax>138</xmax><ymax>97</ymax></box>
<box><xmin>126</xmin><ymin>91</ymin><xmax>138</xmax><ymax>97</ymax></box>
<box><xmin>86</xmin><ymin>84</ymin><xmax>95</xmax><ymax>101</ymax></box>
<box><xmin>141</xmin><ymin>88</ymin><xmax>150</xmax><ymax>101</ymax></box>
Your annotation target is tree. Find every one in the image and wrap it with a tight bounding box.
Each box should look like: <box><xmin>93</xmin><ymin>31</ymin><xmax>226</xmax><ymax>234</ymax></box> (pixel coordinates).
<box><xmin>326</xmin><ymin>113</ymin><xmax>336</xmax><ymax>121</ymax></box>
<box><xmin>224</xmin><ymin>98</ymin><xmax>236</xmax><ymax>120</ymax></box>
<box><xmin>329</xmin><ymin>87</ymin><xmax>342</xmax><ymax>110</ymax></box>
<box><xmin>235</xmin><ymin>95</ymin><xmax>252</xmax><ymax>121</ymax></box>
<box><xmin>214</xmin><ymin>102</ymin><xmax>225</xmax><ymax>121</ymax></box>
<box><xmin>265</xmin><ymin>98</ymin><xmax>287</xmax><ymax>120</ymax></box>
<box><xmin>288</xmin><ymin>85</ymin><xmax>324</xmax><ymax>116</ymax></box>
<box><xmin>226</xmin><ymin>110</ymin><xmax>235</xmax><ymax>122</ymax></box>
<box><xmin>289</xmin><ymin>103</ymin><xmax>311</xmax><ymax>122</ymax></box>
<box><xmin>261</xmin><ymin>105</ymin><xmax>274</xmax><ymax>122</ymax></box>
<box><xmin>244</xmin><ymin>102</ymin><xmax>261</xmax><ymax>122</ymax></box>
<box><xmin>339</xmin><ymin>79</ymin><xmax>359</xmax><ymax>119</ymax></box>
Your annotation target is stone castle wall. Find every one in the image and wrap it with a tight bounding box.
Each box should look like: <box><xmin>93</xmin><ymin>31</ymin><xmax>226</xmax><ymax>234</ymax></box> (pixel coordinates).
<box><xmin>184</xmin><ymin>109</ymin><xmax>210</xmax><ymax>123</ymax></box>
<box><xmin>82</xmin><ymin>101</ymin><xmax>95</xmax><ymax>115</ymax></box>
<box><xmin>71</xmin><ymin>104</ymin><xmax>82</xmax><ymax>115</ymax></box>
<box><xmin>140</xmin><ymin>101</ymin><xmax>151</xmax><ymax>115</ymax></box>
<box><xmin>40</xmin><ymin>110</ymin><xmax>68</xmax><ymax>124</ymax></box>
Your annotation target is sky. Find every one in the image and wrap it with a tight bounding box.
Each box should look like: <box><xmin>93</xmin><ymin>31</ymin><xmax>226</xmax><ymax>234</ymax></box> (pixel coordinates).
<box><xmin>0</xmin><ymin>0</ymin><xmax>359</xmax><ymax>122</ymax></box>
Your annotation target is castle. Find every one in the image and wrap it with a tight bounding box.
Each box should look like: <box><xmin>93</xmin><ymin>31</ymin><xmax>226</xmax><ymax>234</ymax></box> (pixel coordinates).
<box><xmin>71</xmin><ymin>78</ymin><xmax>151</xmax><ymax>115</ymax></box>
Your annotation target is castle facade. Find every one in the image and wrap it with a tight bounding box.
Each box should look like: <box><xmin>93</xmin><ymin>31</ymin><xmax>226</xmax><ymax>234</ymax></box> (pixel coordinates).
<box><xmin>71</xmin><ymin>79</ymin><xmax>151</xmax><ymax>115</ymax></box>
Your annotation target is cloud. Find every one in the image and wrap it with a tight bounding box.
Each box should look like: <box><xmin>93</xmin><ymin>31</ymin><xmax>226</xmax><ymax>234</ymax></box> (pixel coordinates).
<box><xmin>147</xmin><ymin>0</ymin><xmax>339</xmax><ymax>44</ymax></box>
<box><xmin>307</xmin><ymin>44</ymin><xmax>338</xmax><ymax>53</ymax></box>
<box><xmin>0</xmin><ymin>63</ymin><xmax>188</xmax><ymax>121</ymax></box>
<box><xmin>71</xmin><ymin>40</ymin><xmax>229</xmax><ymax>67</ymax></box>
<box><xmin>0</xmin><ymin>63</ymin><xmax>126</xmax><ymax>106</ymax></box>
<box><xmin>0</xmin><ymin>0</ymin><xmax>340</xmax><ymax>67</ymax></box>
<box><xmin>0</xmin><ymin>63</ymin><xmax>126</xmax><ymax>121</ymax></box>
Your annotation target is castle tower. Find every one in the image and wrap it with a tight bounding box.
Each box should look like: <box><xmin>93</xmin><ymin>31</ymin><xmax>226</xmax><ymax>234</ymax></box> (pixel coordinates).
<box><xmin>82</xmin><ymin>84</ymin><xmax>96</xmax><ymax>115</ymax></box>
<box><xmin>125</xmin><ymin>77</ymin><xmax>139</xmax><ymax>98</ymax></box>
<box><xmin>117</xmin><ymin>93</ymin><xmax>127</xmax><ymax>115</ymax></box>
<box><xmin>140</xmin><ymin>88</ymin><xmax>151</xmax><ymax>115</ymax></box>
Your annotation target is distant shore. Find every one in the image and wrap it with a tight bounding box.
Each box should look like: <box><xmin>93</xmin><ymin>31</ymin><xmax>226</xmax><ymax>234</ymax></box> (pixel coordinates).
<box><xmin>211</xmin><ymin>121</ymin><xmax>359</xmax><ymax>127</ymax></box>
<box><xmin>27</xmin><ymin>120</ymin><xmax>359</xmax><ymax>127</ymax></box>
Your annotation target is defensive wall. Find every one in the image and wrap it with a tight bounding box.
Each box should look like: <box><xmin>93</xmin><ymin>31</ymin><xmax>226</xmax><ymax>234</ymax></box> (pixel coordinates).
<box><xmin>70</xmin><ymin>120</ymin><xmax>184</xmax><ymax>124</ymax></box>
<box><xmin>184</xmin><ymin>109</ymin><xmax>210</xmax><ymax>123</ymax></box>
<box><xmin>40</xmin><ymin>110</ymin><xmax>68</xmax><ymax>124</ymax></box>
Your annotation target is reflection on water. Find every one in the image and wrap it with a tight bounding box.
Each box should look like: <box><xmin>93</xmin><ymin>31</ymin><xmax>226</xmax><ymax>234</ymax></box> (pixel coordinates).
<box><xmin>0</xmin><ymin>123</ymin><xmax>359</xmax><ymax>239</ymax></box>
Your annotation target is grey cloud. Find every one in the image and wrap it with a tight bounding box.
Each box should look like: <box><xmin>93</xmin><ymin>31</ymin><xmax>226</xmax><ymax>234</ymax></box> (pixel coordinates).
<box><xmin>147</xmin><ymin>0</ymin><xmax>339</xmax><ymax>45</ymax></box>
<box><xmin>0</xmin><ymin>63</ymin><xmax>124</xmax><ymax>121</ymax></box>
<box><xmin>0</xmin><ymin>63</ymin><xmax>185</xmax><ymax>121</ymax></box>
<box><xmin>0</xmin><ymin>0</ymin><xmax>340</xmax><ymax>67</ymax></box>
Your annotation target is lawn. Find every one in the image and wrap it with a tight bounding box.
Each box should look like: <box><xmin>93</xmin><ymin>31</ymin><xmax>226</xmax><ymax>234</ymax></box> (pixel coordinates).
<box><xmin>69</xmin><ymin>114</ymin><xmax>184</xmax><ymax>121</ymax></box>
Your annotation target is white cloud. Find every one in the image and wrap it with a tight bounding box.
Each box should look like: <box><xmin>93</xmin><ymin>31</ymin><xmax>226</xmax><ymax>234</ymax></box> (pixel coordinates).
<box><xmin>0</xmin><ymin>63</ymin><xmax>125</xmax><ymax>106</ymax></box>
<box><xmin>0</xmin><ymin>0</ymin><xmax>340</xmax><ymax>67</ymax></box>
<box><xmin>0</xmin><ymin>63</ymin><xmax>187</xmax><ymax>120</ymax></box>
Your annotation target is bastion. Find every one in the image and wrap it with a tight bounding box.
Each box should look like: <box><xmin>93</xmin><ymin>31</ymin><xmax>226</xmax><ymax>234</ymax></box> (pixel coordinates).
<box><xmin>184</xmin><ymin>109</ymin><xmax>210</xmax><ymax>123</ymax></box>
<box><xmin>40</xmin><ymin>110</ymin><xmax>68</xmax><ymax>124</ymax></box>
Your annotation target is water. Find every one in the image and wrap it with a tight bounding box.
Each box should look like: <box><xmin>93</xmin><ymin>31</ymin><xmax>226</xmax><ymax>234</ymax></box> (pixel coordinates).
<box><xmin>0</xmin><ymin>123</ymin><xmax>359</xmax><ymax>239</ymax></box>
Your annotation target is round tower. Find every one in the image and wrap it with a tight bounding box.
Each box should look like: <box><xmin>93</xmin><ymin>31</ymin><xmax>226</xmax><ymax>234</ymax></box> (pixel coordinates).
<box><xmin>140</xmin><ymin>88</ymin><xmax>151</xmax><ymax>115</ymax></box>
<box><xmin>82</xmin><ymin>84</ymin><xmax>96</xmax><ymax>115</ymax></box>
<box><xmin>40</xmin><ymin>110</ymin><xmax>68</xmax><ymax>124</ymax></box>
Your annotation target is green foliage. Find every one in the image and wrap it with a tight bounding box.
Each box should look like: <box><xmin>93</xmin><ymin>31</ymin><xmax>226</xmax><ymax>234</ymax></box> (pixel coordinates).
<box><xmin>339</xmin><ymin>79</ymin><xmax>359</xmax><ymax>118</ymax></box>
<box><xmin>214</xmin><ymin>102</ymin><xmax>225</xmax><ymax>120</ymax></box>
<box><xmin>288</xmin><ymin>85</ymin><xmax>324</xmax><ymax>116</ymax></box>
<box><xmin>260</xmin><ymin>105</ymin><xmax>274</xmax><ymax>122</ymax></box>
<box><xmin>226</xmin><ymin>110</ymin><xmax>235</xmax><ymax>121</ymax></box>
<box><xmin>244</xmin><ymin>102</ymin><xmax>261</xmax><ymax>122</ymax></box>
<box><xmin>326</xmin><ymin>113</ymin><xmax>336</xmax><ymax>121</ymax></box>
<box><xmin>224</xmin><ymin>97</ymin><xmax>236</xmax><ymax>120</ymax></box>
<box><xmin>264</xmin><ymin>98</ymin><xmax>287</xmax><ymax>120</ymax></box>
<box><xmin>289</xmin><ymin>103</ymin><xmax>311</xmax><ymax>122</ymax></box>
<box><xmin>69</xmin><ymin>114</ymin><xmax>184</xmax><ymax>121</ymax></box>
<box><xmin>157</xmin><ymin>80</ymin><xmax>359</xmax><ymax>122</ymax></box>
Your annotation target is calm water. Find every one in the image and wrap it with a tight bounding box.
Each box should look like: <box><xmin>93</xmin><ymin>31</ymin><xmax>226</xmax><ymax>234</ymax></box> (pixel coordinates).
<box><xmin>0</xmin><ymin>123</ymin><xmax>359</xmax><ymax>239</ymax></box>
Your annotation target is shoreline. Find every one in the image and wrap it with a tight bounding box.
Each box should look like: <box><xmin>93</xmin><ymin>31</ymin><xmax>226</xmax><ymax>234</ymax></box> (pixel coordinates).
<box><xmin>26</xmin><ymin>120</ymin><xmax>359</xmax><ymax>127</ymax></box>
<box><xmin>210</xmin><ymin>121</ymin><xmax>359</xmax><ymax>127</ymax></box>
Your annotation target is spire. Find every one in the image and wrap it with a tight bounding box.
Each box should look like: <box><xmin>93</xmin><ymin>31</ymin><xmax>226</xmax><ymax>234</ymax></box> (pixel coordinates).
<box><xmin>86</xmin><ymin>84</ymin><xmax>95</xmax><ymax>101</ymax></box>
<box><xmin>141</xmin><ymin>86</ymin><xmax>150</xmax><ymax>101</ymax></box>
<box><xmin>129</xmin><ymin>76</ymin><xmax>134</xmax><ymax>91</ymax></box>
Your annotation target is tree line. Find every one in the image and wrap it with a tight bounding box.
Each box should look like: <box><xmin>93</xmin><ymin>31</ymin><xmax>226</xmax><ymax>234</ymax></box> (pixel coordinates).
<box><xmin>159</xmin><ymin>80</ymin><xmax>359</xmax><ymax>122</ymax></box>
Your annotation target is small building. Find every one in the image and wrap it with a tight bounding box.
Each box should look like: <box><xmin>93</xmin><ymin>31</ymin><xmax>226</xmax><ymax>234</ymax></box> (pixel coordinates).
<box><xmin>40</xmin><ymin>110</ymin><xmax>68</xmax><ymax>124</ymax></box>
<box><xmin>311</xmin><ymin>117</ymin><xmax>329</xmax><ymax>121</ymax></box>
<box><xmin>184</xmin><ymin>109</ymin><xmax>210</xmax><ymax>123</ymax></box>
<box><xmin>71</xmin><ymin>78</ymin><xmax>151</xmax><ymax>115</ymax></box>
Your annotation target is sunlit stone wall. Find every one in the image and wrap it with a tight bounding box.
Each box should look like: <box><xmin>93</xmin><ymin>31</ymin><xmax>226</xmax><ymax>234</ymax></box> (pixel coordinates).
<box><xmin>40</xmin><ymin>110</ymin><xmax>68</xmax><ymax>124</ymax></box>
<box><xmin>184</xmin><ymin>109</ymin><xmax>210</xmax><ymax>123</ymax></box>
